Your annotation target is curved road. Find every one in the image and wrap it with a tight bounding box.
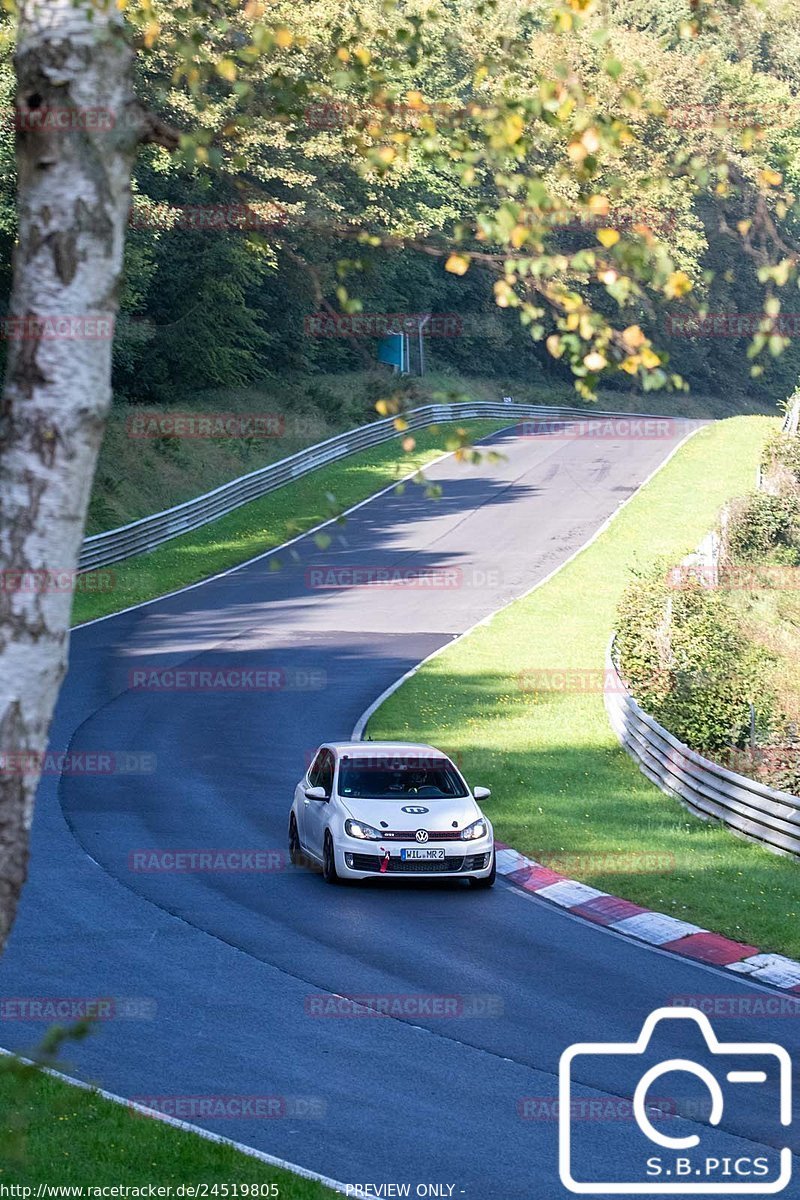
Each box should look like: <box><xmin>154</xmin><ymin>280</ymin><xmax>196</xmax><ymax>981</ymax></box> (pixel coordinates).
<box><xmin>2</xmin><ymin>420</ymin><xmax>798</xmax><ymax>1196</ymax></box>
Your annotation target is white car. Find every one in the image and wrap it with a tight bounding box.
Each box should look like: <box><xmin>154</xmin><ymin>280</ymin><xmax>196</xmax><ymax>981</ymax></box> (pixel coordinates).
<box><xmin>289</xmin><ymin>741</ymin><xmax>496</xmax><ymax>887</ymax></box>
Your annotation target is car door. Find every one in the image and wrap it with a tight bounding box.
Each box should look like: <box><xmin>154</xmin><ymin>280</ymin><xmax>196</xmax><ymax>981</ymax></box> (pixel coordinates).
<box><xmin>297</xmin><ymin>749</ymin><xmax>323</xmax><ymax>847</ymax></box>
<box><xmin>303</xmin><ymin>748</ymin><xmax>334</xmax><ymax>858</ymax></box>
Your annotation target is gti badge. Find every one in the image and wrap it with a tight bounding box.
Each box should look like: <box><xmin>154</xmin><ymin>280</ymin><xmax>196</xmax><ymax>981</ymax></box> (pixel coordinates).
<box><xmin>415</xmin><ymin>829</ymin><xmax>429</xmax><ymax>843</ymax></box>
<box><xmin>401</xmin><ymin>805</ymin><xmax>429</xmax><ymax>814</ymax></box>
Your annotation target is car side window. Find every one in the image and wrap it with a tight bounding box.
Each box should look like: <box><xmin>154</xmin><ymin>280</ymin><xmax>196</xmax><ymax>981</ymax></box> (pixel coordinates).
<box><xmin>308</xmin><ymin>749</ymin><xmax>326</xmax><ymax>787</ymax></box>
<box><xmin>317</xmin><ymin>750</ymin><xmax>334</xmax><ymax>797</ymax></box>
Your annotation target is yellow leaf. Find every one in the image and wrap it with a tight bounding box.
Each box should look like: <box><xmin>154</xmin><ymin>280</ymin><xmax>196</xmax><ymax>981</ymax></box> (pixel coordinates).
<box><xmin>510</xmin><ymin>224</ymin><xmax>527</xmax><ymax>249</ymax></box>
<box><xmin>640</xmin><ymin>347</ymin><xmax>660</xmax><ymax>368</ymax></box>
<box><xmin>587</xmin><ymin>194</ymin><xmax>610</xmax><ymax>216</ymax></box>
<box><xmin>759</xmin><ymin>168</ymin><xmax>783</xmax><ymax>188</ymax></box>
<box><xmin>445</xmin><ymin>254</ymin><xmax>470</xmax><ymax>276</ymax></box>
<box><xmin>216</xmin><ymin>59</ymin><xmax>237</xmax><ymax>82</ymax></box>
<box><xmin>394</xmin><ymin>417</ymin><xmax>409</xmax><ymax>431</ymax></box>
<box><xmin>546</xmin><ymin>335</ymin><xmax>563</xmax><ymax>358</ymax></box>
<box><xmin>143</xmin><ymin>19</ymin><xmax>160</xmax><ymax>47</ymax></box>
<box><xmin>402</xmin><ymin>437</ymin><xmax>416</xmax><ymax>452</ymax></box>
<box><xmin>620</xmin><ymin>356</ymin><xmax>640</xmax><ymax>374</ymax></box>
<box><xmin>503</xmin><ymin>113</ymin><xmax>525</xmax><ymax>144</ymax></box>
<box><xmin>354</xmin><ymin>46</ymin><xmax>371</xmax><ymax>66</ymax></box>
<box><xmin>664</xmin><ymin>270</ymin><xmax>692</xmax><ymax>299</ymax></box>
<box><xmin>336</xmin><ymin>47</ymin><xmax>350</xmax><ymax>62</ymax></box>
<box><xmin>583</xmin><ymin>351</ymin><xmax>607</xmax><ymax>371</ymax></box>
<box><xmin>621</xmin><ymin>324</ymin><xmax>646</xmax><ymax>349</ymax></box>
<box><xmin>275</xmin><ymin>28</ymin><xmax>293</xmax><ymax>48</ymax></box>
<box><xmin>596</xmin><ymin>228</ymin><xmax>620</xmax><ymax>248</ymax></box>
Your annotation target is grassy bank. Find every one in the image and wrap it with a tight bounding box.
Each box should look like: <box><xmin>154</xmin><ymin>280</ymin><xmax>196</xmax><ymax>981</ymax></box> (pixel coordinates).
<box><xmin>73</xmin><ymin>418</ymin><xmax>509</xmax><ymax>624</ymax></box>
<box><xmin>90</xmin><ymin>373</ymin><xmax>776</xmax><ymax>535</ymax></box>
<box><xmin>368</xmin><ymin>415</ymin><xmax>800</xmax><ymax>959</ymax></box>
<box><xmin>0</xmin><ymin>1062</ymin><xmax>335</xmax><ymax>1194</ymax></box>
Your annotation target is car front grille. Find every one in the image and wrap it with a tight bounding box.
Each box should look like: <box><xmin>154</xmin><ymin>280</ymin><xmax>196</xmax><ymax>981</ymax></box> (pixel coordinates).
<box><xmin>348</xmin><ymin>853</ymin><xmax>490</xmax><ymax>874</ymax></box>
<box><xmin>380</xmin><ymin>829</ymin><xmax>463</xmax><ymax>840</ymax></box>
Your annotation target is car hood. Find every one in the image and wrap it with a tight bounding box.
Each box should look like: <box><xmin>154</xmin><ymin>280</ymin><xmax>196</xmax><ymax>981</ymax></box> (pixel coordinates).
<box><xmin>337</xmin><ymin>794</ymin><xmax>483</xmax><ymax>833</ymax></box>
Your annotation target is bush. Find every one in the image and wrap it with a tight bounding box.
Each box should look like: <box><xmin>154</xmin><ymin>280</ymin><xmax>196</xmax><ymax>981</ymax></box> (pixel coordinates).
<box><xmin>723</xmin><ymin>492</ymin><xmax>800</xmax><ymax>563</ymax></box>
<box><xmin>761</xmin><ymin>430</ymin><xmax>800</xmax><ymax>493</ymax></box>
<box><xmin>616</xmin><ymin>565</ymin><xmax>777</xmax><ymax>754</ymax></box>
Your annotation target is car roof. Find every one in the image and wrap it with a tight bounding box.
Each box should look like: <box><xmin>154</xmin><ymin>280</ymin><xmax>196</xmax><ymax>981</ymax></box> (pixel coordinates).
<box><xmin>323</xmin><ymin>741</ymin><xmax>448</xmax><ymax>759</ymax></box>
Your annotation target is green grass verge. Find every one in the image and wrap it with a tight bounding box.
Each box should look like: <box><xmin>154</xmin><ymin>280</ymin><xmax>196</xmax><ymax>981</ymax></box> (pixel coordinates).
<box><xmin>0</xmin><ymin>1063</ymin><xmax>335</xmax><ymax>1193</ymax></box>
<box><xmin>73</xmin><ymin>419</ymin><xmax>510</xmax><ymax>625</ymax></box>
<box><xmin>369</xmin><ymin>415</ymin><xmax>800</xmax><ymax>959</ymax></box>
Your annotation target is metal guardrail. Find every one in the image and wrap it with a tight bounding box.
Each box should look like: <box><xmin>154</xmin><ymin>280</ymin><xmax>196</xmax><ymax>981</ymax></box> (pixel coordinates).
<box><xmin>79</xmin><ymin>401</ymin><xmax>673</xmax><ymax>571</ymax></box>
<box><xmin>604</xmin><ymin>639</ymin><xmax>800</xmax><ymax>859</ymax></box>
<box><xmin>783</xmin><ymin>394</ymin><xmax>800</xmax><ymax>434</ymax></box>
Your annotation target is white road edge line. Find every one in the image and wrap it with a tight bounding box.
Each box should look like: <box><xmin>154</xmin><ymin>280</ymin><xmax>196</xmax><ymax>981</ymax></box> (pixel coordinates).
<box><xmin>351</xmin><ymin>422</ymin><xmax>704</xmax><ymax>739</ymax></box>
<box><xmin>75</xmin><ymin>420</ymin><xmax>518</xmax><ymax>630</ymax></box>
<box><xmin>0</xmin><ymin>1048</ymin><xmax>368</xmax><ymax>1199</ymax></box>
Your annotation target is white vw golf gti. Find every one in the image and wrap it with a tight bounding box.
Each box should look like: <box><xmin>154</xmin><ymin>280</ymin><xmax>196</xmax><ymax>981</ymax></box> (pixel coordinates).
<box><xmin>289</xmin><ymin>742</ymin><xmax>495</xmax><ymax>886</ymax></box>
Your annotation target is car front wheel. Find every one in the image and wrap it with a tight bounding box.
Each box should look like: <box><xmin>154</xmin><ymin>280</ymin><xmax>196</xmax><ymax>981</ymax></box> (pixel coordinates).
<box><xmin>469</xmin><ymin>850</ymin><xmax>496</xmax><ymax>889</ymax></box>
<box><xmin>322</xmin><ymin>832</ymin><xmax>340</xmax><ymax>884</ymax></box>
<box><xmin>288</xmin><ymin>813</ymin><xmax>304</xmax><ymax>867</ymax></box>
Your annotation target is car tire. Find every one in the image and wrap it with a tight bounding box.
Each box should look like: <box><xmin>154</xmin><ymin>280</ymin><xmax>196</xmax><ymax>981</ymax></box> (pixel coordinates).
<box><xmin>469</xmin><ymin>850</ymin><xmax>496</xmax><ymax>889</ymax></box>
<box><xmin>322</xmin><ymin>832</ymin><xmax>340</xmax><ymax>885</ymax></box>
<box><xmin>288</xmin><ymin>814</ymin><xmax>304</xmax><ymax>867</ymax></box>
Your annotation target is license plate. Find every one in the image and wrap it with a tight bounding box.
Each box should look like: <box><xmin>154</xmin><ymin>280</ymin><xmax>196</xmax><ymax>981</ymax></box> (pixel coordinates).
<box><xmin>401</xmin><ymin>848</ymin><xmax>446</xmax><ymax>861</ymax></box>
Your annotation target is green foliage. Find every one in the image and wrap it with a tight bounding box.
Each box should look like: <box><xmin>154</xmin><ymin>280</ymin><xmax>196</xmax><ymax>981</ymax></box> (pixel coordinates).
<box><xmin>4</xmin><ymin>1</ymin><xmax>800</xmax><ymax>405</ymax></box>
<box><xmin>616</xmin><ymin>566</ymin><xmax>777</xmax><ymax>753</ymax></box>
<box><xmin>724</xmin><ymin>492</ymin><xmax>800</xmax><ymax>563</ymax></box>
<box><xmin>762</xmin><ymin>429</ymin><xmax>800</xmax><ymax>491</ymax></box>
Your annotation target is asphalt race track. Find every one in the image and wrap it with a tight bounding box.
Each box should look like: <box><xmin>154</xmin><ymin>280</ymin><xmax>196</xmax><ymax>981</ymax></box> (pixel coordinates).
<box><xmin>2</xmin><ymin>419</ymin><xmax>799</xmax><ymax>1198</ymax></box>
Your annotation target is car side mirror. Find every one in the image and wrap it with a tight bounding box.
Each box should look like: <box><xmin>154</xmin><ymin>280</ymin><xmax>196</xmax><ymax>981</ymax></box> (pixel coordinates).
<box><xmin>305</xmin><ymin>786</ymin><xmax>328</xmax><ymax>801</ymax></box>
<box><xmin>473</xmin><ymin>786</ymin><xmax>491</xmax><ymax>801</ymax></box>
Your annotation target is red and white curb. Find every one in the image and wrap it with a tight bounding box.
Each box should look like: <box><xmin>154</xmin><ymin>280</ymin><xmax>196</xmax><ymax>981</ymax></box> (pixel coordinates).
<box><xmin>495</xmin><ymin>843</ymin><xmax>800</xmax><ymax>991</ymax></box>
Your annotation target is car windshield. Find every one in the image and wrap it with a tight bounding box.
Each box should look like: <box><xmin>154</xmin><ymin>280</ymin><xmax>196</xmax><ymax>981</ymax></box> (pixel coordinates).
<box><xmin>337</xmin><ymin>756</ymin><xmax>467</xmax><ymax>799</ymax></box>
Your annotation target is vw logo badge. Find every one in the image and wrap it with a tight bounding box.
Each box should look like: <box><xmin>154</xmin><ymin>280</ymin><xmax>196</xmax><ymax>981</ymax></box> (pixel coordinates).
<box><xmin>402</xmin><ymin>805</ymin><xmax>429</xmax><ymax>815</ymax></box>
<box><xmin>415</xmin><ymin>829</ymin><xmax>429</xmax><ymax>843</ymax></box>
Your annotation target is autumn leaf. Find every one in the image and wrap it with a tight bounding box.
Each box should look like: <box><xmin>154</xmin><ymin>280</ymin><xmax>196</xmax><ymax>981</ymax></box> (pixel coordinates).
<box><xmin>596</xmin><ymin>228</ymin><xmax>620</xmax><ymax>248</ymax></box>
<box><xmin>445</xmin><ymin>254</ymin><xmax>470</xmax><ymax>276</ymax></box>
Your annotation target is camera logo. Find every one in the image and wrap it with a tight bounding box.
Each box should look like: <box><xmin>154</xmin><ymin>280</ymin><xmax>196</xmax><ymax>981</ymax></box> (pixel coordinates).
<box><xmin>559</xmin><ymin>1007</ymin><xmax>792</xmax><ymax>1194</ymax></box>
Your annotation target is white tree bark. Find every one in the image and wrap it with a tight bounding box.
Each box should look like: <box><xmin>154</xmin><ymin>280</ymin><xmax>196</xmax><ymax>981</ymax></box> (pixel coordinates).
<box><xmin>0</xmin><ymin>1</ymin><xmax>172</xmax><ymax>955</ymax></box>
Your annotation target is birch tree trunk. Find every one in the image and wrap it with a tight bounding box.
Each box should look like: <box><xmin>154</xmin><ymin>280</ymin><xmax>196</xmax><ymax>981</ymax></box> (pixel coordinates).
<box><xmin>0</xmin><ymin>0</ymin><xmax>165</xmax><ymax>956</ymax></box>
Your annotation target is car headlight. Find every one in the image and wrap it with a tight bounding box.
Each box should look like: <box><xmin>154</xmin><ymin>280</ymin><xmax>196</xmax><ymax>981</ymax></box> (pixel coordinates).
<box><xmin>461</xmin><ymin>818</ymin><xmax>488</xmax><ymax>841</ymax></box>
<box><xmin>344</xmin><ymin>819</ymin><xmax>383</xmax><ymax>840</ymax></box>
